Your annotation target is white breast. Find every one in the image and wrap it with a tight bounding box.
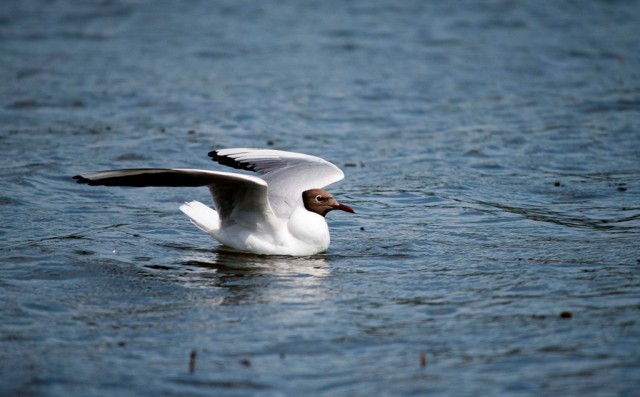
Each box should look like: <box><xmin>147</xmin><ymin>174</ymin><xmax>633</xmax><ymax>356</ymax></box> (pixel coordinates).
<box><xmin>285</xmin><ymin>206</ymin><xmax>331</xmax><ymax>255</ymax></box>
<box><xmin>208</xmin><ymin>205</ymin><xmax>329</xmax><ymax>256</ymax></box>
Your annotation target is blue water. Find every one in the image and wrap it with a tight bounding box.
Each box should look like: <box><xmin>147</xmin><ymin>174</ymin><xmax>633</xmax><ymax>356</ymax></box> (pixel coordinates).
<box><xmin>1</xmin><ymin>0</ymin><xmax>639</xmax><ymax>396</ymax></box>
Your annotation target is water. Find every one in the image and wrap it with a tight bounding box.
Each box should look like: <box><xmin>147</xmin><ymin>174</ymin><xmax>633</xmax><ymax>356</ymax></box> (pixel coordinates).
<box><xmin>1</xmin><ymin>0</ymin><xmax>639</xmax><ymax>395</ymax></box>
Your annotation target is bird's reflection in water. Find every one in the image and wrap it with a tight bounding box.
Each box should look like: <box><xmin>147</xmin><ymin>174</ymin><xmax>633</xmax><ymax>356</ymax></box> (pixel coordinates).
<box><xmin>178</xmin><ymin>247</ymin><xmax>331</xmax><ymax>305</ymax></box>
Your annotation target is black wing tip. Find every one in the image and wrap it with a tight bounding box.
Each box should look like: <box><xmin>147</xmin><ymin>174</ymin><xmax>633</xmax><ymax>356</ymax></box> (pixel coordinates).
<box><xmin>73</xmin><ymin>175</ymin><xmax>103</xmax><ymax>186</ymax></box>
<box><xmin>73</xmin><ymin>175</ymin><xmax>106</xmax><ymax>186</ymax></box>
<box><xmin>73</xmin><ymin>175</ymin><xmax>91</xmax><ymax>184</ymax></box>
<box><xmin>209</xmin><ymin>150</ymin><xmax>256</xmax><ymax>172</ymax></box>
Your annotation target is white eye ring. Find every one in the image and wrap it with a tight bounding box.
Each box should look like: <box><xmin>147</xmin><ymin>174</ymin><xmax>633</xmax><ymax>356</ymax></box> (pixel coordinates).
<box><xmin>315</xmin><ymin>195</ymin><xmax>324</xmax><ymax>202</ymax></box>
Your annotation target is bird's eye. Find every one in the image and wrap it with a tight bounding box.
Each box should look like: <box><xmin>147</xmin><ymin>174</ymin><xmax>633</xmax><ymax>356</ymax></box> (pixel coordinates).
<box><xmin>315</xmin><ymin>195</ymin><xmax>324</xmax><ymax>202</ymax></box>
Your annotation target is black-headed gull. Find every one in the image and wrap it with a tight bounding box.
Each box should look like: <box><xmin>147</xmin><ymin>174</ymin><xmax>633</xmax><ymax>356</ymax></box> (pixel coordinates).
<box><xmin>74</xmin><ymin>148</ymin><xmax>355</xmax><ymax>256</ymax></box>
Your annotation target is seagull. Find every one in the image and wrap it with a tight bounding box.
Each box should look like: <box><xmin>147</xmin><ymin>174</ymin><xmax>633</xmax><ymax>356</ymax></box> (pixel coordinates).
<box><xmin>73</xmin><ymin>148</ymin><xmax>355</xmax><ymax>256</ymax></box>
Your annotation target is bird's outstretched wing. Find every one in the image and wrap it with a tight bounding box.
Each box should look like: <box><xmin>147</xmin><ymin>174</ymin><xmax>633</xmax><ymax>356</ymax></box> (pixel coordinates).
<box><xmin>73</xmin><ymin>169</ymin><xmax>277</xmax><ymax>227</ymax></box>
<box><xmin>210</xmin><ymin>148</ymin><xmax>345</xmax><ymax>219</ymax></box>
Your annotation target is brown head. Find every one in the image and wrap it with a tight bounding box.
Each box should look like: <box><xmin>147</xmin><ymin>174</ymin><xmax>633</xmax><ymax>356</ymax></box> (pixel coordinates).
<box><xmin>302</xmin><ymin>188</ymin><xmax>355</xmax><ymax>217</ymax></box>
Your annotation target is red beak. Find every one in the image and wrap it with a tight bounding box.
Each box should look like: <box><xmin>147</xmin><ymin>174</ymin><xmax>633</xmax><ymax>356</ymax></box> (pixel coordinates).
<box><xmin>334</xmin><ymin>202</ymin><xmax>355</xmax><ymax>214</ymax></box>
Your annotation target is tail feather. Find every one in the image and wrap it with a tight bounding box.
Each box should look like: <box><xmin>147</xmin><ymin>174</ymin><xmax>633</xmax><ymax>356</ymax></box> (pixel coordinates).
<box><xmin>179</xmin><ymin>201</ymin><xmax>220</xmax><ymax>234</ymax></box>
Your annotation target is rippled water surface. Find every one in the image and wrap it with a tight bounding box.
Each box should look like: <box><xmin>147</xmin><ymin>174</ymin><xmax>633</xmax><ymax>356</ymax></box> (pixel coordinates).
<box><xmin>1</xmin><ymin>1</ymin><xmax>639</xmax><ymax>396</ymax></box>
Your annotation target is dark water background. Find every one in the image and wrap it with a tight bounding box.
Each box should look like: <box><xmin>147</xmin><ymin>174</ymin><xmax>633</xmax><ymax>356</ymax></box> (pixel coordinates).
<box><xmin>1</xmin><ymin>0</ymin><xmax>639</xmax><ymax>396</ymax></box>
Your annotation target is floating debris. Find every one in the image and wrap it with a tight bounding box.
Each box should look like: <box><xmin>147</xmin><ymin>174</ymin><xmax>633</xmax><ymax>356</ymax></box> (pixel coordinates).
<box><xmin>189</xmin><ymin>349</ymin><xmax>197</xmax><ymax>373</ymax></box>
<box><xmin>420</xmin><ymin>352</ymin><xmax>427</xmax><ymax>368</ymax></box>
<box><xmin>560</xmin><ymin>311</ymin><xmax>573</xmax><ymax>319</ymax></box>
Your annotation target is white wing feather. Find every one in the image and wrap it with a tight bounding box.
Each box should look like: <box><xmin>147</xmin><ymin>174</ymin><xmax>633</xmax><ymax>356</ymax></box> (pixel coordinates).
<box><xmin>210</xmin><ymin>148</ymin><xmax>345</xmax><ymax>219</ymax></box>
<box><xmin>74</xmin><ymin>168</ymin><xmax>277</xmax><ymax>228</ymax></box>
